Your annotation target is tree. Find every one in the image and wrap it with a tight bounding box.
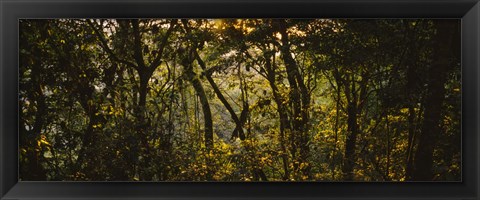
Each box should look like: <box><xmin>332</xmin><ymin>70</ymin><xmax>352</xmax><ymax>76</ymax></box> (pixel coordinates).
<box><xmin>412</xmin><ymin>20</ymin><xmax>460</xmax><ymax>181</ymax></box>
<box><xmin>19</xmin><ymin>19</ymin><xmax>461</xmax><ymax>182</ymax></box>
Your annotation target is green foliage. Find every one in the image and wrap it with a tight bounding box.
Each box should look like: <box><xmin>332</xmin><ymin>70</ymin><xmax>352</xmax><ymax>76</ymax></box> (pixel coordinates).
<box><xmin>19</xmin><ymin>19</ymin><xmax>461</xmax><ymax>181</ymax></box>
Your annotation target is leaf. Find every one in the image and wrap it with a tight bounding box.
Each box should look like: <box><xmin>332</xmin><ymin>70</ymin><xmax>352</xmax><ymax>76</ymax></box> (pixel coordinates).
<box><xmin>43</xmin><ymin>151</ymin><xmax>53</xmax><ymax>158</ymax></box>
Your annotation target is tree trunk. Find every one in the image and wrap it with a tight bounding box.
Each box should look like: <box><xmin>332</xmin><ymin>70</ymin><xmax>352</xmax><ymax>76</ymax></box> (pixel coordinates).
<box><xmin>277</xmin><ymin>19</ymin><xmax>311</xmax><ymax>179</ymax></box>
<box><xmin>405</xmin><ymin>106</ymin><xmax>416</xmax><ymax>180</ymax></box>
<box><xmin>342</xmin><ymin>97</ymin><xmax>358</xmax><ymax>181</ymax></box>
<box><xmin>23</xmin><ymin>59</ymin><xmax>48</xmax><ymax>180</ymax></box>
<box><xmin>182</xmin><ymin>51</ymin><xmax>214</xmax><ymax>180</ymax></box>
<box><xmin>265</xmin><ymin>55</ymin><xmax>291</xmax><ymax>180</ymax></box>
<box><xmin>136</xmin><ymin>71</ymin><xmax>154</xmax><ymax>181</ymax></box>
<box><xmin>403</xmin><ymin>21</ymin><xmax>420</xmax><ymax>180</ymax></box>
<box><xmin>331</xmin><ymin>70</ymin><xmax>341</xmax><ymax>180</ymax></box>
<box><xmin>132</xmin><ymin>19</ymin><xmax>152</xmax><ymax>180</ymax></box>
<box><xmin>194</xmin><ymin>51</ymin><xmax>246</xmax><ymax>140</ymax></box>
<box><xmin>405</xmin><ymin>58</ymin><xmax>419</xmax><ymax>180</ymax></box>
<box><xmin>412</xmin><ymin>20</ymin><xmax>458</xmax><ymax>181</ymax></box>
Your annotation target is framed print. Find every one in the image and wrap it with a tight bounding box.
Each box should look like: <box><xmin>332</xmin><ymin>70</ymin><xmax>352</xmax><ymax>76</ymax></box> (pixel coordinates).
<box><xmin>15</xmin><ymin>18</ymin><xmax>464</xmax><ymax>182</ymax></box>
<box><xmin>1</xmin><ymin>0</ymin><xmax>479</xmax><ymax>199</ymax></box>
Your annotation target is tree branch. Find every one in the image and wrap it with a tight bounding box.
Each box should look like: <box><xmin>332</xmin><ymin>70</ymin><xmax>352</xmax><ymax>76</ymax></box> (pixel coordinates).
<box><xmin>131</xmin><ymin>19</ymin><xmax>146</xmax><ymax>69</ymax></box>
<box><xmin>149</xmin><ymin>20</ymin><xmax>177</xmax><ymax>70</ymax></box>
<box><xmin>86</xmin><ymin>19</ymin><xmax>138</xmax><ymax>71</ymax></box>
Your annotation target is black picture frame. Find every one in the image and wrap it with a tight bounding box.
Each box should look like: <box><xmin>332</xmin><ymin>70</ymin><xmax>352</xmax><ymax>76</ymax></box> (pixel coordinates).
<box><xmin>1</xmin><ymin>0</ymin><xmax>479</xmax><ymax>199</ymax></box>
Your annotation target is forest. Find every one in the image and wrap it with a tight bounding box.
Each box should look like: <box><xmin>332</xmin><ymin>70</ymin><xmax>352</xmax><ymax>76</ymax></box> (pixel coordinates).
<box><xmin>19</xmin><ymin>19</ymin><xmax>461</xmax><ymax>181</ymax></box>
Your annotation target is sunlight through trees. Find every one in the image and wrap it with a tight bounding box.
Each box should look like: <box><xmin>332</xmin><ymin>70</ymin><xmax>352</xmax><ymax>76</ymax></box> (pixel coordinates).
<box><xmin>19</xmin><ymin>19</ymin><xmax>461</xmax><ymax>181</ymax></box>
